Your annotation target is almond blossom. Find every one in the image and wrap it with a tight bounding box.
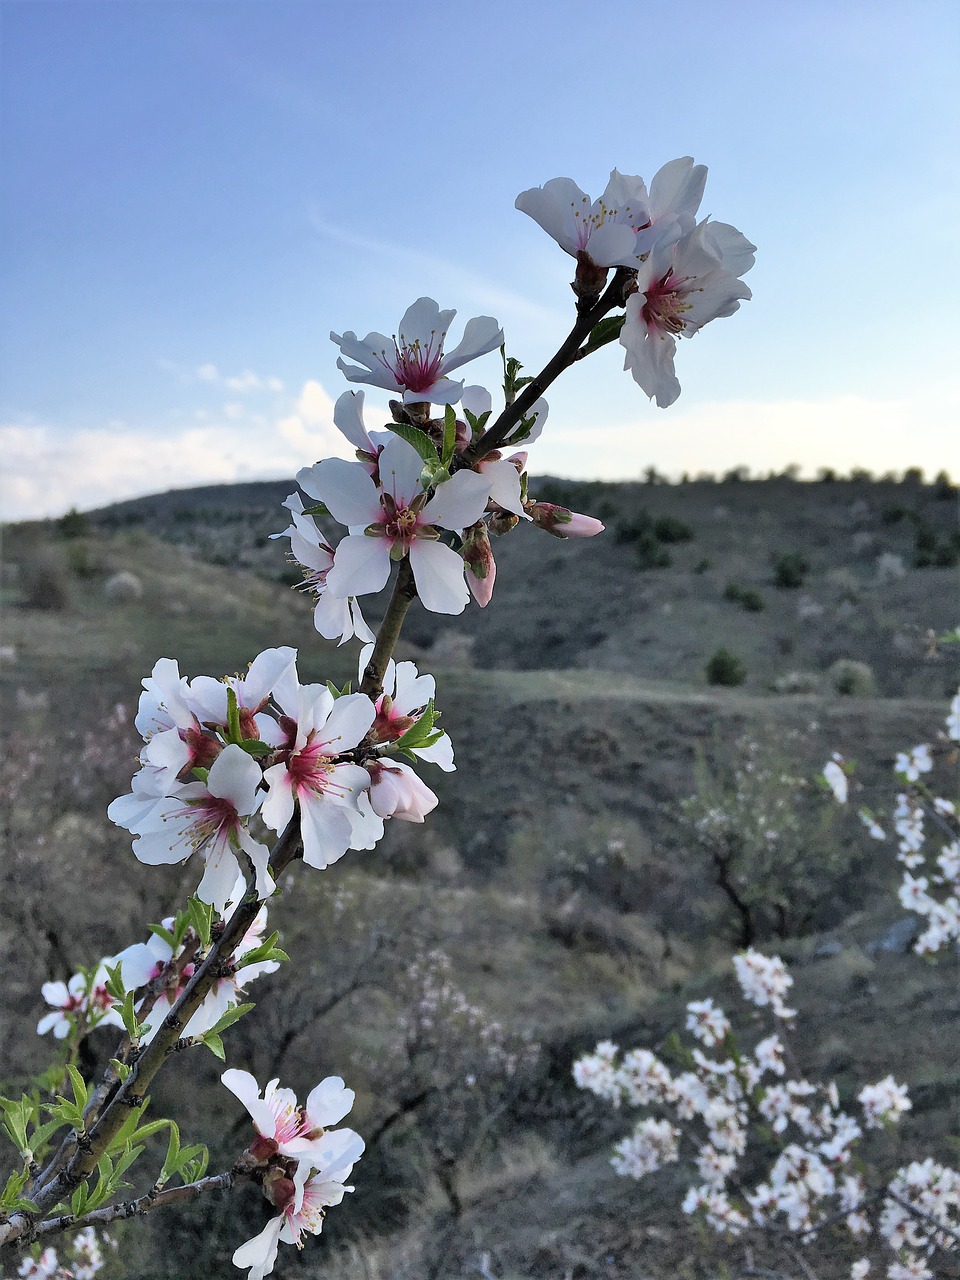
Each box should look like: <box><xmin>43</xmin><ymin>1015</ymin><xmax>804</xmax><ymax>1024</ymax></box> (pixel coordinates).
<box><xmin>221</xmin><ymin>1068</ymin><xmax>358</xmax><ymax>1167</ymax></box>
<box><xmin>260</xmin><ymin>684</ymin><xmax>380</xmax><ymax>869</ymax></box>
<box><xmin>273</xmin><ymin>493</ymin><xmax>374</xmax><ymax>646</ymax></box>
<box><xmin>515</xmin><ymin>160</ymin><xmax>708</xmax><ymax>272</ymax></box>
<box><xmin>231</xmin><ymin>1158</ymin><xmax>361</xmax><ymax>1280</ymax></box>
<box><xmin>621</xmin><ymin>218</ymin><xmax>755</xmax><ymax>407</ymax></box>
<box><xmin>331</xmin><ymin>297</ymin><xmax>503</xmax><ymax>405</ymax></box>
<box><xmin>109</xmin><ymin>744</ymin><xmax>273</xmax><ymax>912</ymax></box>
<box><xmin>299</xmin><ymin>433</ymin><xmax>490</xmax><ymax>615</ymax></box>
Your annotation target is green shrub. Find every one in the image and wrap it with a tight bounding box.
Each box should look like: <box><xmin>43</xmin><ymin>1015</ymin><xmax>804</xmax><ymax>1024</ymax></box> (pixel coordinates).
<box><xmin>653</xmin><ymin>514</ymin><xmax>694</xmax><ymax>543</ymax></box>
<box><xmin>724</xmin><ymin>582</ymin><xmax>764</xmax><ymax>612</ymax></box>
<box><xmin>706</xmin><ymin>648</ymin><xmax>746</xmax><ymax>686</ymax></box>
<box><xmin>57</xmin><ymin>507</ymin><xmax>89</xmax><ymax>538</ymax></box>
<box><xmin>829</xmin><ymin>658</ymin><xmax>875</xmax><ymax>697</ymax></box>
<box><xmin>772</xmin><ymin>551</ymin><xmax>809</xmax><ymax>589</ymax></box>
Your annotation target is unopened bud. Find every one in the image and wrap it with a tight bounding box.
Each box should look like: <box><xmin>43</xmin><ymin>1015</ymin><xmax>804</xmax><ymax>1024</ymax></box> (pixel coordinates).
<box><xmin>461</xmin><ymin>521</ymin><xmax>496</xmax><ymax>608</ymax></box>
<box><xmin>263</xmin><ymin>1168</ymin><xmax>297</xmax><ymax>1210</ymax></box>
<box><xmin>528</xmin><ymin>501</ymin><xmax>604</xmax><ymax>539</ymax></box>
<box><xmin>248</xmin><ymin>1134</ymin><xmax>280</xmax><ymax>1164</ymax></box>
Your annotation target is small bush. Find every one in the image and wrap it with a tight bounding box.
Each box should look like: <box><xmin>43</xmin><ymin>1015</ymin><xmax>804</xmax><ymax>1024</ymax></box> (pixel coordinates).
<box><xmin>692</xmin><ymin>557</ymin><xmax>712</xmax><ymax>574</ymax></box>
<box><xmin>57</xmin><ymin>507</ymin><xmax>89</xmax><ymax>538</ymax></box>
<box><xmin>706</xmin><ymin>648</ymin><xmax>746</xmax><ymax>686</ymax></box>
<box><xmin>724</xmin><ymin>582</ymin><xmax>764</xmax><ymax>612</ymax></box>
<box><xmin>634</xmin><ymin>536</ymin><xmax>670</xmax><ymax>570</ymax></box>
<box><xmin>772</xmin><ymin>551</ymin><xmax>809</xmax><ymax>589</ymax></box>
<box><xmin>22</xmin><ymin>553</ymin><xmax>70</xmax><ymax>611</ymax></box>
<box><xmin>653</xmin><ymin>514</ymin><xmax>694</xmax><ymax>543</ymax></box>
<box><xmin>880</xmin><ymin>504</ymin><xmax>909</xmax><ymax>525</ymax></box>
<box><xmin>829</xmin><ymin>658</ymin><xmax>875</xmax><ymax>697</ymax></box>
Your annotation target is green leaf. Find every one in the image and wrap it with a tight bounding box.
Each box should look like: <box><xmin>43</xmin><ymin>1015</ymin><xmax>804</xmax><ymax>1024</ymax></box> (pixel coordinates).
<box><xmin>302</xmin><ymin>501</ymin><xmax>330</xmax><ymax>517</ymax></box>
<box><xmin>71</xmin><ymin>1182</ymin><xmax>88</xmax><ymax>1216</ymax></box>
<box><xmin>102</xmin><ymin>961</ymin><xmax>126</xmax><ymax>1003</ymax></box>
<box><xmin>0</xmin><ymin>1096</ymin><xmax>31</xmax><ymax>1150</ymax></box>
<box><xmin>239</xmin><ymin>738</ymin><xmax>273</xmax><ymax>757</ymax></box>
<box><xmin>66</xmin><ymin>1065</ymin><xmax>91</xmax><ymax>1116</ymax></box>
<box><xmin>441</xmin><ymin>405</ymin><xmax>457</xmax><ymax>468</ymax></box>
<box><xmin>159</xmin><ymin>1122</ymin><xmax>181</xmax><ymax>1185</ymax></box>
<box><xmin>226</xmin><ymin>686</ymin><xmax>242</xmax><ymax>744</ymax></box>
<box><xmin>0</xmin><ymin>1169</ymin><xmax>31</xmax><ymax>1210</ymax></box>
<box><xmin>202</xmin><ymin>1032</ymin><xmax>225</xmax><ymax>1061</ymax></box>
<box><xmin>385</xmin><ymin>421</ymin><xmax>440</xmax><ymax>469</ymax></box>
<box><xmin>463</xmin><ymin>407</ymin><xmax>492</xmax><ymax>439</ymax></box>
<box><xmin>579</xmin><ymin>314</ymin><xmax>625</xmax><ymax>359</ymax></box>
<box><xmin>203</xmin><ymin>1003</ymin><xmax>255</xmax><ymax>1040</ymax></box>
<box><xmin>187</xmin><ymin>897</ymin><xmax>214</xmax><ymax>948</ymax></box>
<box><xmin>147</xmin><ymin>922</ymin><xmax>177</xmax><ymax>952</ymax></box>
<box><xmin>178</xmin><ymin>1144</ymin><xmax>209</xmax><ymax>1186</ymax></box>
<box><xmin>235</xmin><ymin>930</ymin><xmax>288</xmax><ymax>969</ymax></box>
<box><xmin>393</xmin><ymin>700</ymin><xmax>441</xmax><ymax>754</ymax></box>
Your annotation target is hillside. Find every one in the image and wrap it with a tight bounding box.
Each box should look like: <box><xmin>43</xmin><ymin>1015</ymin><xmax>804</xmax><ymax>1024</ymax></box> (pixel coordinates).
<box><xmin>0</xmin><ymin>475</ymin><xmax>958</xmax><ymax>1280</ymax></box>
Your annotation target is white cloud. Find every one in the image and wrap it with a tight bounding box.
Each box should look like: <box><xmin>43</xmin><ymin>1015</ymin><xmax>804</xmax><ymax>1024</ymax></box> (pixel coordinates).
<box><xmin>197</xmin><ymin>362</ymin><xmax>219</xmax><ymax>383</ymax></box>
<box><xmin>0</xmin><ymin>378</ymin><xmax>355</xmax><ymax>520</ymax></box>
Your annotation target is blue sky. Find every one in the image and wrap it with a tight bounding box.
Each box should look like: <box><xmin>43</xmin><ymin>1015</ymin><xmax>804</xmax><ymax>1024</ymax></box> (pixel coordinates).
<box><xmin>2</xmin><ymin>0</ymin><xmax>959</xmax><ymax>519</ymax></box>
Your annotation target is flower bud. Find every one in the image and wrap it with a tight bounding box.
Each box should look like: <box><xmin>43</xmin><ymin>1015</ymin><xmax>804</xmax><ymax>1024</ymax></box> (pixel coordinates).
<box><xmin>528</xmin><ymin>501</ymin><xmax>604</xmax><ymax>539</ymax></box>
<box><xmin>263</xmin><ymin>1168</ymin><xmax>297</xmax><ymax>1210</ymax></box>
<box><xmin>461</xmin><ymin>521</ymin><xmax>496</xmax><ymax>607</ymax></box>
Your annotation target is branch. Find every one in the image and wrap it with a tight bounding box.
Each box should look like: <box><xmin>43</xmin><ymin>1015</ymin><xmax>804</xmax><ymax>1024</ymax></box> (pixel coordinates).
<box><xmin>29</xmin><ymin>1171</ymin><xmax>238</xmax><ymax>1242</ymax></box>
<box><xmin>461</xmin><ymin>268</ymin><xmax>630</xmax><ymax>465</ymax></box>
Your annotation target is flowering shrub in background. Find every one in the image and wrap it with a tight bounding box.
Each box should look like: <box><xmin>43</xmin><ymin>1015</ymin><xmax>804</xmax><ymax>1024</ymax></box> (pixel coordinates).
<box><xmin>574</xmin><ymin>687</ymin><xmax>960</xmax><ymax>1280</ymax></box>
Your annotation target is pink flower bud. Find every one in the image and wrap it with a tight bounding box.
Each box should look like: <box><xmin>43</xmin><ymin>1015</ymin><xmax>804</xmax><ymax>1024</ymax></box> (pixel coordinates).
<box><xmin>367</xmin><ymin>760</ymin><xmax>438</xmax><ymax>822</ymax></box>
<box><xmin>461</xmin><ymin>521</ymin><xmax>496</xmax><ymax>608</ymax></box>
<box><xmin>528</xmin><ymin>501</ymin><xmax>605</xmax><ymax>538</ymax></box>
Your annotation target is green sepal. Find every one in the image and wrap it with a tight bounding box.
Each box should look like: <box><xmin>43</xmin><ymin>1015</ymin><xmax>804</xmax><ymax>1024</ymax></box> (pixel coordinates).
<box><xmin>385</xmin><ymin>421</ymin><xmax>441</xmax><ymax>469</ymax></box>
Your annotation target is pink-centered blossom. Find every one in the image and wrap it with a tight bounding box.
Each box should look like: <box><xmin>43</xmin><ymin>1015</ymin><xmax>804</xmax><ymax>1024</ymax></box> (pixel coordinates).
<box><xmin>260</xmin><ymin>684</ymin><xmax>379</xmax><ymax>869</ymax></box>
<box><xmin>231</xmin><ymin>1159</ymin><xmax>360</xmax><ymax>1280</ymax></box>
<box><xmin>110</xmin><ymin>744</ymin><xmax>273</xmax><ymax>912</ymax></box>
<box><xmin>273</xmin><ymin>493</ymin><xmax>374</xmax><ymax>646</ymax></box>
<box><xmin>221</xmin><ymin>1068</ymin><xmax>358</xmax><ymax>1166</ymax></box>
<box><xmin>621</xmin><ymin>219</ymin><xmax>755</xmax><ymax>408</ymax></box>
<box><xmin>331</xmin><ymin>297</ymin><xmax>503</xmax><ymax>405</ymax></box>
<box><xmin>300</xmin><ymin>434</ymin><xmax>490</xmax><ymax>615</ymax></box>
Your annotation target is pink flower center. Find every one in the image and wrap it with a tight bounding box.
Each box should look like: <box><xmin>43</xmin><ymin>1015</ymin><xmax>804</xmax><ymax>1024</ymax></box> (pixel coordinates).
<box><xmin>377</xmin><ymin>330</ymin><xmax>446</xmax><ymax>393</ymax></box>
<box><xmin>288</xmin><ymin>734</ymin><xmax>351</xmax><ymax>801</ymax></box>
<box><xmin>176</xmin><ymin>794</ymin><xmax>239</xmax><ymax>852</ymax></box>
<box><xmin>642</xmin><ymin>271</ymin><xmax>694</xmax><ymax>335</ymax></box>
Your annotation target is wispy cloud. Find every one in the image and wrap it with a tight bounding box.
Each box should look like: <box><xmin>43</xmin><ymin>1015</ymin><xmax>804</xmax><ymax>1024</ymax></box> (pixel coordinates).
<box><xmin>308</xmin><ymin>210</ymin><xmax>564</xmax><ymax>330</ymax></box>
<box><xmin>159</xmin><ymin>360</ymin><xmax>284</xmax><ymax>393</ymax></box>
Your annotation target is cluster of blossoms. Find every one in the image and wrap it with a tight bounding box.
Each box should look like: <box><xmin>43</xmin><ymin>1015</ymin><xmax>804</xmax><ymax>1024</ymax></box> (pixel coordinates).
<box><xmin>279</xmin><ymin>380</ymin><xmax>595</xmax><ymax>637</ymax></box>
<box><xmin>14</xmin><ymin>1228</ymin><xmax>110</xmax><ymax>1279</ymax></box>
<box><xmin>823</xmin><ymin>688</ymin><xmax>960</xmax><ymax>953</ymax></box>
<box><xmin>105</xmin><ymin>644</ymin><xmax>452</xmax><ymax>907</ymax></box>
<box><xmin>38</xmin><ymin>877</ymin><xmax>279</xmax><ymax>1047</ymax></box>
<box><xmin>573</xmin><ymin>949</ymin><xmax>959</xmax><ymax>1276</ymax></box>
<box><xmin>516</xmin><ymin>158</ymin><xmax>755</xmax><ymax>406</ymax></box>
<box><xmin>222</xmin><ymin>1070</ymin><xmax>363</xmax><ymax>1280</ymax></box>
